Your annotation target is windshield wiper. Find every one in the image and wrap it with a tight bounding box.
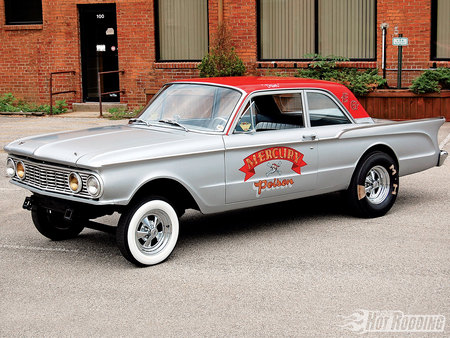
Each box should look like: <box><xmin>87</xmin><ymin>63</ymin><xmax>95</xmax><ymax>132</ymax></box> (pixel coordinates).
<box><xmin>129</xmin><ymin>118</ymin><xmax>151</xmax><ymax>126</ymax></box>
<box><xmin>158</xmin><ymin>119</ymin><xmax>189</xmax><ymax>132</ymax></box>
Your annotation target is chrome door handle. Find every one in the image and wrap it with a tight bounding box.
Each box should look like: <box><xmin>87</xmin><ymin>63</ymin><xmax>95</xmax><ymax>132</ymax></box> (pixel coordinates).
<box><xmin>302</xmin><ymin>134</ymin><xmax>317</xmax><ymax>141</ymax></box>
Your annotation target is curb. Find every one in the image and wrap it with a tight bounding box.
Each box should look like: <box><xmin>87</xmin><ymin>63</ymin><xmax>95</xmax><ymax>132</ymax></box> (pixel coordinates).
<box><xmin>0</xmin><ymin>111</ymin><xmax>45</xmax><ymax>116</ymax></box>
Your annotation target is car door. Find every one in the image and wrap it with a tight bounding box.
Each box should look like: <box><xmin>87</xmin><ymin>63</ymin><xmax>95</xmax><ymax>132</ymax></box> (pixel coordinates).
<box><xmin>223</xmin><ymin>91</ymin><xmax>318</xmax><ymax>204</ymax></box>
<box><xmin>304</xmin><ymin>90</ymin><xmax>357</xmax><ymax>192</ymax></box>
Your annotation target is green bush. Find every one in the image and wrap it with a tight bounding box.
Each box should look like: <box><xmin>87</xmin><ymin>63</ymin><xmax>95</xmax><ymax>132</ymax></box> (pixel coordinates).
<box><xmin>295</xmin><ymin>54</ymin><xmax>386</xmax><ymax>96</ymax></box>
<box><xmin>108</xmin><ymin>106</ymin><xmax>141</xmax><ymax>120</ymax></box>
<box><xmin>0</xmin><ymin>93</ymin><xmax>68</xmax><ymax>114</ymax></box>
<box><xmin>198</xmin><ymin>24</ymin><xmax>246</xmax><ymax>77</ymax></box>
<box><xmin>45</xmin><ymin>100</ymin><xmax>68</xmax><ymax>115</ymax></box>
<box><xmin>0</xmin><ymin>93</ymin><xmax>21</xmax><ymax>112</ymax></box>
<box><xmin>409</xmin><ymin>68</ymin><xmax>450</xmax><ymax>94</ymax></box>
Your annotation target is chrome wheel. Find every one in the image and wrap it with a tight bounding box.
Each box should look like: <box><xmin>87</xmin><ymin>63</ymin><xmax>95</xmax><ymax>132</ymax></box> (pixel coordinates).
<box><xmin>364</xmin><ymin>165</ymin><xmax>390</xmax><ymax>204</ymax></box>
<box><xmin>346</xmin><ymin>151</ymin><xmax>398</xmax><ymax>218</ymax></box>
<box><xmin>135</xmin><ymin>211</ymin><xmax>172</xmax><ymax>255</ymax></box>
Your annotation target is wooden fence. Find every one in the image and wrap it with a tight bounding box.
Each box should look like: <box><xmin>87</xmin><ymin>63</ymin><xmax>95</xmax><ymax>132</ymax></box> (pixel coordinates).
<box><xmin>358</xmin><ymin>90</ymin><xmax>450</xmax><ymax>121</ymax></box>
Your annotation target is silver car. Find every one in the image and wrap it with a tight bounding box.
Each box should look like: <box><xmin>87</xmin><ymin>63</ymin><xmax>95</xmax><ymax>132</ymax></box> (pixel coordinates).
<box><xmin>5</xmin><ymin>77</ymin><xmax>448</xmax><ymax>266</ymax></box>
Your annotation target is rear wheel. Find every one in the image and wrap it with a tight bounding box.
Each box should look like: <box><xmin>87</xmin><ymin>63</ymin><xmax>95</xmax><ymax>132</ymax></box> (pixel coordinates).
<box><xmin>346</xmin><ymin>151</ymin><xmax>399</xmax><ymax>218</ymax></box>
<box><xmin>116</xmin><ymin>197</ymin><xmax>179</xmax><ymax>266</ymax></box>
<box><xmin>31</xmin><ymin>206</ymin><xmax>85</xmax><ymax>240</ymax></box>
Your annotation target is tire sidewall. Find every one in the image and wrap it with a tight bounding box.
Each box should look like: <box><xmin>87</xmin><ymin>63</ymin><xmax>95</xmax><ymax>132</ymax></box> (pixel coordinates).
<box><xmin>122</xmin><ymin>199</ymin><xmax>179</xmax><ymax>266</ymax></box>
<box><xmin>353</xmin><ymin>152</ymin><xmax>399</xmax><ymax>217</ymax></box>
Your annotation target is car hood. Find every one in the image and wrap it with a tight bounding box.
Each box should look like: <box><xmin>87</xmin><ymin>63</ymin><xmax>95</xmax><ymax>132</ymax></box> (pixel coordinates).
<box><xmin>4</xmin><ymin>125</ymin><xmax>223</xmax><ymax>168</ymax></box>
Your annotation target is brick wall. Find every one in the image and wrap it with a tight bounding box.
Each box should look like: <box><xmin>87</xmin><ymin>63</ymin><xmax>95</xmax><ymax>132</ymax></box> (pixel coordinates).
<box><xmin>377</xmin><ymin>0</ymin><xmax>448</xmax><ymax>87</ymax></box>
<box><xmin>0</xmin><ymin>0</ymin><xmax>449</xmax><ymax>110</ymax></box>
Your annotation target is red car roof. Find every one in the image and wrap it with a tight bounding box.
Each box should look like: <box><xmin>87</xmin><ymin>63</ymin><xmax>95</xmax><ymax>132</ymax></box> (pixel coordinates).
<box><xmin>174</xmin><ymin>76</ymin><xmax>370</xmax><ymax>120</ymax></box>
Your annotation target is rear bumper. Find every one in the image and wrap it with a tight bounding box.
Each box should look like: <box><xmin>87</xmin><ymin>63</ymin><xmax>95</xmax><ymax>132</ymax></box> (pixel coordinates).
<box><xmin>438</xmin><ymin>150</ymin><xmax>448</xmax><ymax>167</ymax></box>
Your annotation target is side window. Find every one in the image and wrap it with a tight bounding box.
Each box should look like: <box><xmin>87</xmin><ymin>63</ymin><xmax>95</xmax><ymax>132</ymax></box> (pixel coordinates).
<box><xmin>307</xmin><ymin>92</ymin><xmax>351</xmax><ymax>126</ymax></box>
<box><xmin>235</xmin><ymin>93</ymin><xmax>304</xmax><ymax>133</ymax></box>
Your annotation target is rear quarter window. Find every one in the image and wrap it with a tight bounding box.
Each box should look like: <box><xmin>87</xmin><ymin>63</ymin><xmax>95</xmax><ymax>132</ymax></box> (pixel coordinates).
<box><xmin>307</xmin><ymin>92</ymin><xmax>351</xmax><ymax>126</ymax></box>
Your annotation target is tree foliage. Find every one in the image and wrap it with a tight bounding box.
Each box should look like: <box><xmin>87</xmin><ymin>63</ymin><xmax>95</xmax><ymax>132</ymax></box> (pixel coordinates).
<box><xmin>295</xmin><ymin>54</ymin><xmax>386</xmax><ymax>96</ymax></box>
<box><xmin>198</xmin><ymin>24</ymin><xmax>246</xmax><ymax>77</ymax></box>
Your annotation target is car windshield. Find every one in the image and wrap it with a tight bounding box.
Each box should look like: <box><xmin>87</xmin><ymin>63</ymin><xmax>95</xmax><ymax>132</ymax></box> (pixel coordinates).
<box><xmin>136</xmin><ymin>83</ymin><xmax>242</xmax><ymax>132</ymax></box>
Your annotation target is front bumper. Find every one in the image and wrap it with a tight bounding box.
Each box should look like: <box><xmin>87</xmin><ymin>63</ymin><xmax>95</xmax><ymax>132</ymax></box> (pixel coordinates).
<box><xmin>438</xmin><ymin>150</ymin><xmax>448</xmax><ymax>167</ymax></box>
<box><xmin>24</xmin><ymin>194</ymin><xmax>120</xmax><ymax>220</ymax></box>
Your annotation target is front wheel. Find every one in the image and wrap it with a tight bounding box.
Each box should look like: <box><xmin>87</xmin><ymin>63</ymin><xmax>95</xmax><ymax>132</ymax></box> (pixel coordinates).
<box><xmin>116</xmin><ymin>197</ymin><xmax>179</xmax><ymax>266</ymax></box>
<box><xmin>346</xmin><ymin>151</ymin><xmax>399</xmax><ymax>218</ymax></box>
<box><xmin>31</xmin><ymin>206</ymin><xmax>85</xmax><ymax>240</ymax></box>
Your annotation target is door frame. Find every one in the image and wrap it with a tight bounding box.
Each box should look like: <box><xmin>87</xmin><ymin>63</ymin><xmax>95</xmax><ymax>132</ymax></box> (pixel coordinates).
<box><xmin>78</xmin><ymin>3</ymin><xmax>119</xmax><ymax>102</ymax></box>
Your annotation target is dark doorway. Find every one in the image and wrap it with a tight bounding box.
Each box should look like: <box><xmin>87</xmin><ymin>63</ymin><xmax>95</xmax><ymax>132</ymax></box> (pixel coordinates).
<box><xmin>79</xmin><ymin>4</ymin><xmax>119</xmax><ymax>102</ymax></box>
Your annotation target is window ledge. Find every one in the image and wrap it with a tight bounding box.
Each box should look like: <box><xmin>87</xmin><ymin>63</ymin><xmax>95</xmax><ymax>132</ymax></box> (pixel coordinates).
<box><xmin>430</xmin><ymin>60</ymin><xmax>450</xmax><ymax>65</ymax></box>
<box><xmin>154</xmin><ymin>62</ymin><xmax>200</xmax><ymax>69</ymax></box>
<box><xmin>3</xmin><ymin>24</ymin><xmax>43</xmax><ymax>31</ymax></box>
<box><xmin>257</xmin><ymin>61</ymin><xmax>377</xmax><ymax>69</ymax></box>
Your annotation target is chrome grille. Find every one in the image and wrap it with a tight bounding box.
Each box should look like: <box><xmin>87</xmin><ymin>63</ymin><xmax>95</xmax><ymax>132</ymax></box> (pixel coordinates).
<box><xmin>11</xmin><ymin>158</ymin><xmax>92</xmax><ymax>198</ymax></box>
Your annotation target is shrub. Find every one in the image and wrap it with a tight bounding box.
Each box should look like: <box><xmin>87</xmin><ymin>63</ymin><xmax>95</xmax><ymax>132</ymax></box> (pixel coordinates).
<box><xmin>0</xmin><ymin>93</ymin><xmax>67</xmax><ymax>114</ymax></box>
<box><xmin>295</xmin><ymin>54</ymin><xmax>386</xmax><ymax>96</ymax></box>
<box><xmin>108</xmin><ymin>106</ymin><xmax>141</xmax><ymax>120</ymax></box>
<box><xmin>409</xmin><ymin>68</ymin><xmax>450</xmax><ymax>94</ymax></box>
<box><xmin>198</xmin><ymin>24</ymin><xmax>246</xmax><ymax>77</ymax></box>
<box><xmin>46</xmin><ymin>100</ymin><xmax>68</xmax><ymax>115</ymax></box>
<box><xmin>0</xmin><ymin>93</ymin><xmax>21</xmax><ymax>112</ymax></box>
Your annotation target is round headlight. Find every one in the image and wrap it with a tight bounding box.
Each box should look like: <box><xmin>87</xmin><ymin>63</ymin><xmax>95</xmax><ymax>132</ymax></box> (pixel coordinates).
<box><xmin>86</xmin><ymin>175</ymin><xmax>102</xmax><ymax>197</ymax></box>
<box><xmin>16</xmin><ymin>161</ymin><xmax>26</xmax><ymax>180</ymax></box>
<box><xmin>6</xmin><ymin>158</ymin><xmax>16</xmax><ymax>177</ymax></box>
<box><xmin>68</xmin><ymin>172</ymin><xmax>82</xmax><ymax>193</ymax></box>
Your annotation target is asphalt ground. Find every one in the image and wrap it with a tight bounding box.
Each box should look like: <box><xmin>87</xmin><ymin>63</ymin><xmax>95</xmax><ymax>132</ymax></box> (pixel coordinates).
<box><xmin>0</xmin><ymin>115</ymin><xmax>449</xmax><ymax>337</ymax></box>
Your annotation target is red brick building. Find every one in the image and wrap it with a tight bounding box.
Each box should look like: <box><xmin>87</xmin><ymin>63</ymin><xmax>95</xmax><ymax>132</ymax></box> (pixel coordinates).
<box><xmin>0</xmin><ymin>0</ymin><xmax>449</xmax><ymax>109</ymax></box>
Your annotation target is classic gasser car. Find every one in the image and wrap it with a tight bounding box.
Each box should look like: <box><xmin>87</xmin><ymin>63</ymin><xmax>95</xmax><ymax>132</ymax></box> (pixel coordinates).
<box><xmin>5</xmin><ymin>77</ymin><xmax>448</xmax><ymax>266</ymax></box>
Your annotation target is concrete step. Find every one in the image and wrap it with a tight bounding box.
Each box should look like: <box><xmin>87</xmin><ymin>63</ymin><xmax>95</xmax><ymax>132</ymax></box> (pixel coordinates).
<box><xmin>72</xmin><ymin>102</ymin><xmax>128</xmax><ymax>112</ymax></box>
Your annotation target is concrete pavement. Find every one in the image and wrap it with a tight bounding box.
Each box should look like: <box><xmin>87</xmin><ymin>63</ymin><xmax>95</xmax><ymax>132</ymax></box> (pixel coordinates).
<box><xmin>0</xmin><ymin>115</ymin><xmax>449</xmax><ymax>337</ymax></box>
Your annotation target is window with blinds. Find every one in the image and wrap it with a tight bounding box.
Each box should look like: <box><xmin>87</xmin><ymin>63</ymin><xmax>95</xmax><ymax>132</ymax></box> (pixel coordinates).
<box><xmin>259</xmin><ymin>0</ymin><xmax>315</xmax><ymax>59</ymax></box>
<box><xmin>319</xmin><ymin>0</ymin><xmax>375</xmax><ymax>59</ymax></box>
<box><xmin>433</xmin><ymin>0</ymin><xmax>450</xmax><ymax>59</ymax></box>
<box><xmin>259</xmin><ymin>0</ymin><xmax>376</xmax><ymax>60</ymax></box>
<box><xmin>156</xmin><ymin>0</ymin><xmax>208</xmax><ymax>61</ymax></box>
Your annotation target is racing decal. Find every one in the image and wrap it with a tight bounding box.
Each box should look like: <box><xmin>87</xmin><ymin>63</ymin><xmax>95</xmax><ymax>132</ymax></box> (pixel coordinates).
<box><xmin>253</xmin><ymin>178</ymin><xmax>294</xmax><ymax>196</ymax></box>
<box><xmin>240</xmin><ymin>122</ymin><xmax>252</xmax><ymax>131</ymax></box>
<box><xmin>239</xmin><ymin>147</ymin><xmax>307</xmax><ymax>181</ymax></box>
<box><xmin>389</xmin><ymin>164</ymin><xmax>397</xmax><ymax>176</ymax></box>
<box><xmin>350</xmin><ymin>100</ymin><xmax>359</xmax><ymax>111</ymax></box>
<box><xmin>357</xmin><ymin>185</ymin><xmax>366</xmax><ymax>200</ymax></box>
<box><xmin>392</xmin><ymin>184</ymin><xmax>398</xmax><ymax>195</ymax></box>
<box><xmin>266</xmin><ymin>161</ymin><xmax>282</xmax><ymax>176</ymax></box>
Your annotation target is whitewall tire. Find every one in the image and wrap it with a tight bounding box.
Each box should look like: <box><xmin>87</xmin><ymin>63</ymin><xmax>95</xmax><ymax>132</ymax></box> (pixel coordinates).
<box><xmin>117</xmin><ymin>198</ymin><xmax>179</xmax><ymax>266</ymax></box>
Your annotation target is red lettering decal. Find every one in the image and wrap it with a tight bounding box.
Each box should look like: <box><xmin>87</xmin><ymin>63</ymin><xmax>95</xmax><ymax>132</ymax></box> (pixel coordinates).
<box><xmin>257</xmin><ymin>151</ymin><xmax>265</xmax><ymax>164</ymax></box>
<box><xmin>287</xmin><ymin>149</ymin><xmax>294</xmax><ymax>161</ymax></box>
<box><xmin>240</xmin><ymin>147</ymin><xmax>307</xmax><ymax>181</ymax></box>
<box><xmin>273</xmin><ymin>148</ymin><xmax>279</xmax><ymax>158</ymax></box>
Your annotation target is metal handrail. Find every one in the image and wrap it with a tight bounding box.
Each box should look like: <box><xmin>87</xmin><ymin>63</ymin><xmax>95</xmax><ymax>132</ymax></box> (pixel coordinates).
<box><xmin>50</xmin><ymin>71</ymin><xmax>76</xmax><ymax>115</ymax></box>
<box><xmin>97</xmin><ymin>70</ymin><xmax>125</xmax><ymax>117</ymax></box>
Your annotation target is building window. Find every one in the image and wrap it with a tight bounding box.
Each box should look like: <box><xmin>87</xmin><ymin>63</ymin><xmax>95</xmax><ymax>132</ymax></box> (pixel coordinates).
<box><xmin>4</xmin><ymin>0</ymin><xmax>43</xmax><ymax>25</ymax></box>
<box><xmin>432</xmin><ymin>0</ymin><xmax>450</xmax><ymax>60</ymax></box>
<box><xmin>156</xmin><ymin>0</ymin><xmax>208</xmax><ymax>61</ymax></box>
<box><xmin>258</xmin><ymin>0</ymin><xmax>376</xmax><ymax>60</ymax></box>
